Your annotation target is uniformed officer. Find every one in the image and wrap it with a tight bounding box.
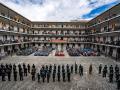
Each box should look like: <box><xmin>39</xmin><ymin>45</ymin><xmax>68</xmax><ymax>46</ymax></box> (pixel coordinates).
<box><xmin>109</xmin><ymin>65</ymin><xmax>113</xmax><ymax>73</ymax></box>
<box><xmin>102</xmin><ymin>65</ymin><xmax>108</xmax><ymax>77</ymax></box>
<box><xmin>79</xmin><ymin>64</ymin><xmax>83</xmax><ymax>76</ymax></box>
<box><xmin>115</xmin><ymin>65</ymin><xmax>119</xmax><ymax>74</ymax></box>
<box><xmin>58</xmin><ymin>65</ymin><xmax>61</xmax><ymax>73</ymax></box>
<box><xmin>98</xmin><ymin>64</ymin><xmax>102</xmax><ymax>74</ymax></box>
<box><xmin>49</xmin><ymin>64</ymin><xmax>52</xmax><ymax>73</ymax></box>
<box><xmin>31</xmin><ymin>68</ymin><xmax>36</xmax><ymax>81</ymax></box>
<box><xmin>116</xmin><ymin>72</ymin><xmax>120</xmax><ymax>82</ymax></box>
<box><xmin>62</xmin><ymin>65</ymin><xmax>64</xmax><ymax>71</ymax></box>
<box><xmin>19</xmin><ymin>69</ymin><xmax>23</xmax><ymax>81</ymax></box>
<box><xmin>9</xmin><ymin>64</ymin><xmax>12</xmax><ymax>71</ymax></box>
<box><xmin>1</xmin><ymin>69</ymin><xmax>6</xmax><ymax>81</ymax></box>
<box><xmin>66</xmin><ymin>64</ymin><xmax>69</xmax><ymax>71</ymax></box>
<box><xmin>13</xmin><ymin>64</ymin><xmax>16</xmax><ymax>71</ymax></box>
<box><xmin>6</xmin><ymin>67</ymin><xmax>11</xmax><ymax>81</ymax></box>
<box><xmin>75</xmin><ymin>62</ymin><xmax>78</xmax><ymax>74</ymax></box>
<box><xmin>13</xmin><ymin>69</ymin><xmax>18</xmax><ymax>81</ymax></box>
<box><xmin>41</xmin><ymin>69</ymin><xmax>46</xmax><ymax>82</ymax></box>
<box><xmin>46</xmin><ymin>70</ymin><xmax>50</xmax><ymax>83</ymax></box>
<box><xmin>67</xmin><ymin>69</ymin><xmax>71</xmax><ymax>82</ymax></box>
<box><xmin>54</xmin><ymin>64</ymin><xmax>56</xmax><ymax>70</ymax></box>
<box><xmin>24</xmin><ymin>67</ymin><xmax>27</xmax><ymax>76</ymax></box>
<box><xmin>32</xmin><ymin>64</ymin><xmax>35</xmax><ymax>69</ymax></box>
<box><xmin>23</xmin><ymin>63</ymin><xmax>25</xmax><ymax>67</ymax></box>
<box><xmin>27</xmin><ymin>64</ymin><xmax>30</xmax><ymax>73</ymax></box>
<box><xmin>57</xmin><ymin>71</ymin><xmax>61</xmax><ymax>82</ymax></box>
<box><xmin>109</xmin><ymin>71</ymin><xmax>114</xmax><ymax>83</ymax></box>
<box><xmin>52</xmin><ymin>70</ymin><xmax>56</xmax><ymax>82</ymax></box>
<box><xmin>62</xmin><ymin>69</ymin><xmax>66</xmax><ymax>82</ymax></box>
<box><xmin>71</xmin><ymin>65</ymin><xmax>73</xmax><ymax>73</ymax></box>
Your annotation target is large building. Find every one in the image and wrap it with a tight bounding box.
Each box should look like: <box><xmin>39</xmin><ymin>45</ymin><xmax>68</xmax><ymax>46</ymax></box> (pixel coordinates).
<box><xmin>0</xmin><ymin>3</ymin><xmax>120</xmax><ymax>60</ymax></box>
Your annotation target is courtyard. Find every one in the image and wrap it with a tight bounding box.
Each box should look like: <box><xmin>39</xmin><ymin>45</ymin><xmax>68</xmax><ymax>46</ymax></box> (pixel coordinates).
<box><xmin>0</xmin><ymin>55</ymin><xmax>119</xmax><ymax>90</ymax></box>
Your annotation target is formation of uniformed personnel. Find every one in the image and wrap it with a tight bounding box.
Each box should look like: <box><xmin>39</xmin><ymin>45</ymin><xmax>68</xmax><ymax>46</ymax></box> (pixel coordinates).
<box><xmin>0</xmin><ymin>63</ymin><xmax>85</xmax><ymax>83</ymax></box>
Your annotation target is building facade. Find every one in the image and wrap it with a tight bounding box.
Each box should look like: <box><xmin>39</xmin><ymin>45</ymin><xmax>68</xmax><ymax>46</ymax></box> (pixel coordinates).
<box><xmin>0</xmin><ymin>3</ymin><xmax>120</xmax><ymax>60</ymax></box>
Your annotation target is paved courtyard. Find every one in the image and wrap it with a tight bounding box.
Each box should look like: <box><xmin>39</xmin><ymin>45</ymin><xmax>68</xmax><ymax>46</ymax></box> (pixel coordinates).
<box><xmin>0</xmin><ymin>55</ymin><xmax>119</xmax><ymax>90</ymax></box>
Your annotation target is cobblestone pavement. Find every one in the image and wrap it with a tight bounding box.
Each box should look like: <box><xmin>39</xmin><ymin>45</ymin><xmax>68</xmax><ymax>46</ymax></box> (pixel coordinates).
<box><xmin>0</xmin><ymin>56</ymin><xmax>119</xmax><ymax>90</ymax></box>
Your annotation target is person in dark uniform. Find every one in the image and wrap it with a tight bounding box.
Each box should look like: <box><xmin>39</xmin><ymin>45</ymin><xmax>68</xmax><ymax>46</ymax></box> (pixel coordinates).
<box><xmin>66</xmin><ymin>64</ymin><xmax>69</xmax><ymax>71</ymax></box>
<box><xmin>37</xmin><ymin>73</ymin><xmax>40</xmax><ymax>82</ymax></box>
<box><xmin>54</xmin><ymin>64</ymin><xmax>56</xmax><ymax>70</ymax></box>
<box><xmin>52</xmin><ymin>70</ymin><xmax>56</xmax><ymax>82</ymax></box>
<box><xmin>109</xmin><ymin>70</ymin><xmax>114</xmax><ymax>83</ymax></box>
<box><xmin>24</xmin><ymin>67</ymin><xmax>27</xmax><ymax>76</ymax></box>
<box><xmin>67</xmin><ymin>69</ymin><xmax>71</xmax><ymax>82</ymax></box>
<box><xmin>6</xmin><ymin>67</ymin><xmax>11</xmax><ymax>81</ymax></box>
<box><xmin>62</xmin><ymin>65</ymin><xmax>64</xmax><ymax>70</ymax></box>
<box><xmin>98</xmin><ymin>64</ymin><xmax>102</xmax><ymax>74</ymax></box>
<box><xmin>75</xmin><ymin>62</ymin><xmax>78</xmax><ymax>74</ymax></box>
<box><xmin>23</xmin><ymin>63</ymin><xmax>26</xmax><ymax>69</ymax></box>
<box><xmin>27</xmin><ymin>64</ymin><xmax>30</xmax><ymax>73</ymax></box>
<box><xmin>115</xmin><ymin>65</ymin><xmax>119</xmax><ymax>81</ymax></box>
<box><xmin>58</xmin><ymin>65</ymin><xmax>61</xmax><ymax>72</ymax></box>
<box><xmin>32</xmin><ymin>64</ymin><xmax>35</xmax><ymax>69</ymax></box>
<box><xmin>116</xmin><ymin>72</ymin><xmax>120</xmax><ymax>82</ymax></box>
<box><xmin>71</xmin><ymin>65</ymin><xmax>73</xmax><ymax>73</ymax></box>
<box><xmin>46</xmin><ymin>70</ymin><xmax>50</xmax><ymax>83</ymax></box>
<box><xmin>41</xmin><ymin>69</ymin><xmax>46</xmax><ymax>82</ymax></box>
<box><xmin>49</xmin><ymin>64</ymin><xmax>52</xmax><ymax>74</ymax></box>
<box><xmin>62</xmin><ymin>69</ymin><xmax>66</xmax><ymax>82</ymax></box>
<box><xmin>57</xmin><ymin>71</ymin><xmax>61</xmax><ymax>82</ymax></box>
<box><xmin>9</xmin><ymin>64</ymin><xmax>12</xmax><ymax>71</ymax></box>
<box><xmin>13</xmin><ymin>69</ymin><xmax>18</xmax><ymax>81</ymax></box>
<box><xmin>1</xmin><ymin>69</ymin><xmax>6</xmax><ymax>81</ymax></box>
<box><xmin>109</xmin><ymin>65</ymin><xmax>113</xmax><ymax>73</ymax></box>
<box><xmin>13</xmin><ymin>64</ymin><xmax>16</xmax><ymax>72</ymax></box>
<box><xmin>79</xmin><ymin>64</ymin><xmax>83</xmax><ymax>76</ymax></box>
<box><xmin>31</xmin><ymin>68</ymin><xmax>36</xmax><ymax>81</ymax></box>
<box><xmin>18</xmin><ymin>64</ymin><xmax>21</xmax><ymax>72</ymax></box>
<box><xmin>102</xmin><ymin>65</ymin><xmax>108</xmax><ymax>77</ymax></box>
<box><xmin>19</xmin><ymin>69</ymin><xmax>23</xmax><ymax>81</ymax></box>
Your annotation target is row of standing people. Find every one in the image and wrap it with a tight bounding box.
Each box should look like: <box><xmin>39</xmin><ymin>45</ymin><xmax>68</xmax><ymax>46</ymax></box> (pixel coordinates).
<box><xmin>0</xmin><ymin>62</ymin><xmax>84</xmax><ymax>82</ymax></box>
<box><xmin>98</xmin><ymin>64</ymin><xmax>120</xmax><ymax>90</ymax></box>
